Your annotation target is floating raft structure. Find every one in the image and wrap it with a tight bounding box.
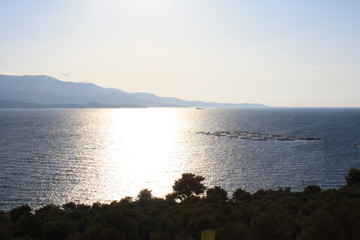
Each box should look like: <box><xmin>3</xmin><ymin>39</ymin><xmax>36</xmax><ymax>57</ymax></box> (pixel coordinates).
<box><xmin>196</xmin><ymin>131</ymin><xmax>321</xmax><ymax>142</ymax></box>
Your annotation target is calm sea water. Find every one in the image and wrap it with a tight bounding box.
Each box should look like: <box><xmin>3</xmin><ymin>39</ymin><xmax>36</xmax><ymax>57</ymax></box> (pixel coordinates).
<box><xmin>1</xmin><ymin>108</ymin><xmax>360</xmax><ymax>210</ymax></box>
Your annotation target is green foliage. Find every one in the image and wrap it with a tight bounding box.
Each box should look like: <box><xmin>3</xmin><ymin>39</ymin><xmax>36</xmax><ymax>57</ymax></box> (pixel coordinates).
<box><xmin>149</xmin><ymin>231</ymin><xmax>171</xmax><ymax>240</ymax></box>
<box><xmin>63</xmin><ymin>202</ymin><xmax>77</xmax><ymax>210</ymax></box>
<box><xmin>216</xmin><ymin>221</ymin><xmax>247</xmax><ymax>240</ymax></box>
<box><xmin>9</xmin><ymin>204</ymin><xmax>32</xmax><ymax>222</ymax></box>
<box><xmin>42</xmin><ymin>218</ymin><xmax>76</xmax><ymax>240</ymax></box>
<box><xmin>345</xmin><ymin>168</ymin><xmax>360</xmax><ymax>185</ymax></box>
<box><xmin>298</xmin><ymin>210</ymin><xmax>339</xmax><ymax>240</ymax></box>
<box><xmin>2</xmin><ymin>172</ymin><xmax>360</xmax><ymax>239</ymax></box>
<box><xmin>172</xmin><ymin>173</ymin><xmax>206</xmax><ymax>201</ymax></box>
<box><xmin>248</xmin><ymin>214</ymin><xmax>278</xmax><ymax>240</ymax></box>
<box><xmin>304</xmin><ymin>185</ymin><xmax>322</xmax><ymax>195</ymax></box>
<box><xmin>206</xmin><ymin>186</ymin><xmax>228</xmax><ymax>202</ymax></box>
<box><xmin>0</xmin><ymin>211</ymin><xmax>11</xmax><ymax>240</ymax></box>
<box><xmin>66</xmin><ymin>224</ymin><xmax>126</xmax><ymax>240</ymax></box>
<box><xmin>137</xmin><ymin>188</ymin><xmax>153</xmax><ymax>201</ymax></box>
<box><xmin>120</xmin><ymin>196</ymin><xmax>133</xmax><ymax>205</ymax></box>
<box><xmin>232</xmin><ymin>188</ymin><xmax>251</xmax><ymax>201</ymax></box>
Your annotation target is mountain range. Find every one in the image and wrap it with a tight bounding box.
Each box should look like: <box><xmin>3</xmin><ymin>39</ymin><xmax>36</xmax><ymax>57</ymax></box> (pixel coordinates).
<box><xmin>0</xmin><ymin>74</ymin><xmax>268</xmax><ymax>108</ymax></box>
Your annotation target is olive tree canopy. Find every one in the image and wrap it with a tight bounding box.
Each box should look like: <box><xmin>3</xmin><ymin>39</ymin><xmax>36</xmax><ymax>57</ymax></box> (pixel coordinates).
<box><xmin>172</xmin><ymin>173</ymin><xmax>206</xmax><ymax>201</ymax></box>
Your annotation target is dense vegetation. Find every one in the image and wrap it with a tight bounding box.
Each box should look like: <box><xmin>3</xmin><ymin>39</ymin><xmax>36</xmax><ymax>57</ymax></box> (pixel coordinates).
<box><xmin>1</xmin><ymin>169</ymin><xmax>360</xmax><ymax>240</ymax></box>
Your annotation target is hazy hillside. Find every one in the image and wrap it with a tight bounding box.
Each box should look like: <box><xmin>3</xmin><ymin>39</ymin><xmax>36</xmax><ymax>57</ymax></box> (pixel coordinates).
<box><xmin>0</xmin><ymin>74</ymin><xmax>268</xmax><ymax>108</ymax></box>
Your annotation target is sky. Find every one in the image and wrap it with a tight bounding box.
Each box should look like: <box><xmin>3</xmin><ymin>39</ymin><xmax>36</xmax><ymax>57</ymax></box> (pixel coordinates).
<box><xmin>0</xmin><ymin>0</ymin><xmax>359</xmax><ymax>107</ymax></box>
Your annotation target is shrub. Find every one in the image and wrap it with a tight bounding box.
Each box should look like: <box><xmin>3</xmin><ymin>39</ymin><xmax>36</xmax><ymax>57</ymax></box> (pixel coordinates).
<box><xmin>9</xmin><ymin>205</ymin><xmax>32</xmax><ymax>222</ymax></box>
<box><xmin>304</xmin><ymin>185</ymin><xmax>321</xmax><ymax>195</ymax></box>
<box><xmin>206</xmin><ymin>186</ymin><xmax>228</xmax><ymax>202</ymax></box>
<box><xmin>232</xmin><ymin>188</ymin><xmax>251</xmax><ymax>201</ymax></box>
<box><xmin>345</xmin><ymin>168</ymin><xmax>360</xmax><ymax>185</ymax></box>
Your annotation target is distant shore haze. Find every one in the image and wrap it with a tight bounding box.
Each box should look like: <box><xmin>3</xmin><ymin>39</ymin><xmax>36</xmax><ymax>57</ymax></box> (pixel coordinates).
<box><xmin>0</xmin><ymin>74</ymin><xmax>268</xmax><ymax>108</ymax></box>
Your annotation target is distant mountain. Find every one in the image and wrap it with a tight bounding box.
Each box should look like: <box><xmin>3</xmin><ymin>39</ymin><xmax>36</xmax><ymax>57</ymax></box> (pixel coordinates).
<box><xmin>0</xmin><ymin>100</ymin><xmax>145</xmax><ymax>109</ymax></box>
<box><xmin>0</xmin><ymin>74</ymin><xmax>268</xmax><ymax>108</ymax></box>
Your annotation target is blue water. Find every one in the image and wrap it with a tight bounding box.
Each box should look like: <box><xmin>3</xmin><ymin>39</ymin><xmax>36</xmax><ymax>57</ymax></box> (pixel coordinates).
<box><xmin>0</xmin><ymin>108</ymin><xmax>360</xmax><ymax>210</ymax></box>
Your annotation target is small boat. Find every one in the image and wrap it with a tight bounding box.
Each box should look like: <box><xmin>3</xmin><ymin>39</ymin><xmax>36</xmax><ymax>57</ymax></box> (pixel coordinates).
<box><xmin>357</xmin><ymin>145</ymin><xmax>360</xmax><ymax>148</ymax></box>
<box><xmin>196</xmin><ymin>107</ymin><xmax>204</xmax><ymax>110</ymax></box>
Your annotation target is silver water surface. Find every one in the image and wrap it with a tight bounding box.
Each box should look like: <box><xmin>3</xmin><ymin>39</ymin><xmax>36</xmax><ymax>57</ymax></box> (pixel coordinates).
<box><xmin>0</xmin><ymin>108</ymin><xmax>360</xmax><ymax>210</ymax></box>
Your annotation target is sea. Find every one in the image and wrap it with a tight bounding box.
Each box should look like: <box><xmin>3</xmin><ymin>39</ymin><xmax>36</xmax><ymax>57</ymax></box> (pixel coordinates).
<box><xmin>1</xmin><ymin>108</ymin><xmax>360</xmax><ymax>210</ymax></box>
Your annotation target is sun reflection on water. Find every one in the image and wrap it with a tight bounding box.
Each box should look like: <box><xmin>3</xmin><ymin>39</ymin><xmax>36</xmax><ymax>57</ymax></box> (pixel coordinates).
<box><xmin>82</xmin><ymin>108</ymin><xmax>189</xmax><ymax>201</ymax></box>
<box><xmin>2</xmin><ymin>108</ymin><xmax>357</xmax><ymax>210</ymax></box>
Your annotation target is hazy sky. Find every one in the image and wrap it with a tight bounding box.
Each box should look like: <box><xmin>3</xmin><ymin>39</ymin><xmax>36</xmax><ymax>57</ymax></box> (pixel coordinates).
<box><xmin>1</xmin><ymin>0</ymin><xmax>359</xmax><ymax>107</ymax></box>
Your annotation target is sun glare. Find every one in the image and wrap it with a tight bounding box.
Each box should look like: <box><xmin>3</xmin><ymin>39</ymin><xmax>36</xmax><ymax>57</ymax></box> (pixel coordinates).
<box><xmin>92</xmin><ymin>108</ymin><xmax>188</xmax><ymax>200</ymax></box>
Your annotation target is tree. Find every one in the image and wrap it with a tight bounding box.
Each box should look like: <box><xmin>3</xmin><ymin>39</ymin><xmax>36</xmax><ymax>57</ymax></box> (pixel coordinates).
<box><xmin>172</xmin><ymin>173</ymin><xmax>206</xmax><ymax>201</ymax></box>
<box><xmin>232</xmin><ymin>188</ymin><xmax>251</xmax><ymax>201</ymax></box>
<box><xmin>206</xmin><ymin>186</ymin><xmax>228</xmax><ymax>201</ymax></box>
<box><xmin>137</xmin><ymin>189</ymin><xmax>153</xmax><ymax>200</ymax></box>
<box><xmin>137</xmin><ymin>189</ymin><xmax>153</xmax><ymax>206</ymax></box>
<box><xmin>303</xmin><ymin>185</ymin><xmax>321</xmax><ymax>195</ymax></box>
<box><xmin>0</xmin><ymin>211</ymin><xmax>11</xmax><ymax>240</ymax></box>
<box><xmin>9</xmin><ymin>205</ymin><xmax>32</xmax><ymax>222</ymax></box>
<box><xmin>345</xmin><ymin>168</ymin><xmax>360</xmax><ymax>185</ymax></box>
